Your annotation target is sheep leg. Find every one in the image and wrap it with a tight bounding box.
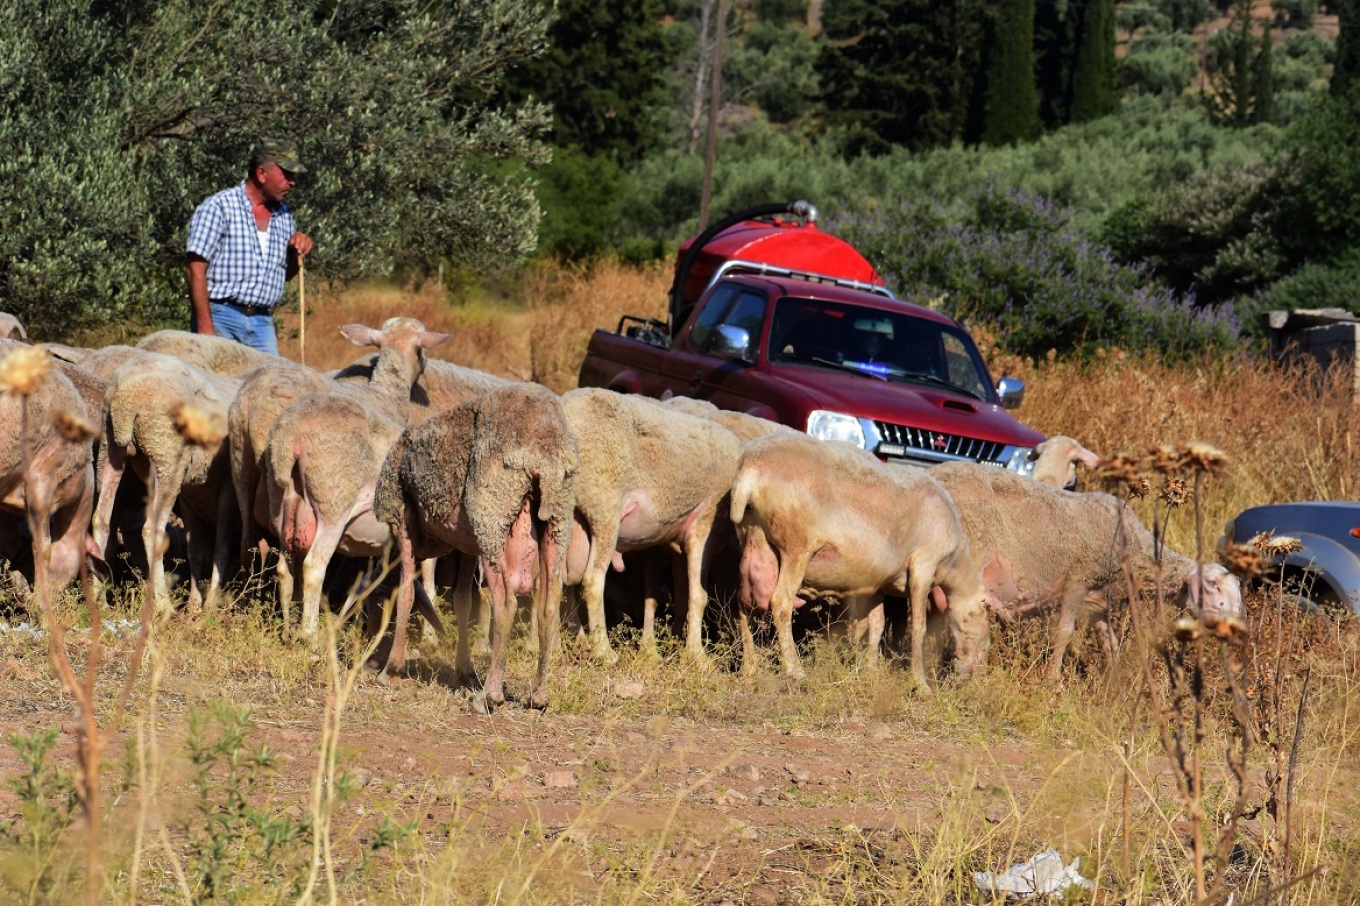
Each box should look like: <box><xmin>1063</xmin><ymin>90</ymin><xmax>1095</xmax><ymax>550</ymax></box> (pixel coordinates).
<box><xmin>770</xmin><ymin>548</ymin><xmax>813</xmax><ymax>680</ymax></box>
<box><xmin>299</xmin><ymin>520</ymin><xmax>345</xmax><ymax>638</ymax></box>
<box><xmin>908</xmin><ymin>563</ymin><xmax>936</xmax><ymax>694</ymax></box>
<box><xmin>275</xmin><ymin>549</ymin><xmax>296</xmax><ymax>632</ymax></box>
<box><xmin>451</xmin><ymin>553</ymin><xmax>480</xmax><ymax>688</ymax></box>
<box><xmin>847</xmin><ymin>595</ymin><xmax>885</xmax><ymax>669</ymax></box>
<box><xmin>580</xmin><ymin>524</ymin><xmax>619</xmax><ymax>665</ymax></box>
<box><xmin>419</xmin><ymin>557</ymin><xmax>439</xmax><ymax>638</ymax></box>
<box><xmin>640</xmin><ymin>551</ymin><xmax>662</xmax><ymax>656</ymax></box>
<box><xmin>682</xmin><ymin>515</ymin><xmax>718</xmax><ymax>665</ymax></box>
<box><xmin>207</xmin><ymin>481</ymin><xmax>236</xmax><ymax>607</ymax></box>
<box><xmin>528</xmin><ymin>537</ymin><xmax>563</xmax><ymax>710</ymax></box>
<box><xmin>1047</xmin><ymin>585</ymin><xmax>1092</xmax><ymax>684</ymax></box>
<box><xmin>735</xmin><ymin>606</ymin><xmax>763</xmax><ymax>676</ymax></box>
<box><xmin>91</xmin><ymin>442</ymin><xmax>126</xmax><ymax>556</ymax></box>
<box><xmin>475</xmin><ymin>563</ymin><xmax>516</xmax><ymax>713</ymax></box>
<box><xmin>141</xmin><ymin>466</ymin><xmax>175</xmax><ymax>614</ymax></box>
<box><xmin>381</xmin><ymin>516</ymin><xmax>419</xmax><ymax>681</ymax></box>
<box><xmin>180</xmin><ymin>505</ymin><xmax>208</xmax><ymax>614</ymax></box>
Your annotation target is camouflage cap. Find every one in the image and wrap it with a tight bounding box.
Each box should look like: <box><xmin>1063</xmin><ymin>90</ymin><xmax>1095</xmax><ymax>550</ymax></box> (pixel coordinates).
<box><xmin>251</xmin><ymin>137</ymin><xmax>307</xmax><ymax>174</ymax></box>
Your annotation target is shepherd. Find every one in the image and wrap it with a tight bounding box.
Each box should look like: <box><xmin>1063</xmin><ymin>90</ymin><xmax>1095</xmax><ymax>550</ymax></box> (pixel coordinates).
<box><xmin>186</xmin><ymin>138</ymin><xmax>314</xmax><ymax>354</ymax></box>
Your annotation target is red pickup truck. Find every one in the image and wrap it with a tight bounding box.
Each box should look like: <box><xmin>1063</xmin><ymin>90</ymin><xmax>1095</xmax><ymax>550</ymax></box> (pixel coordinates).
<box><xmin>577</xmin><ymin>201</ymin><xmax>1046</xmax><ymax>471</ymax></box>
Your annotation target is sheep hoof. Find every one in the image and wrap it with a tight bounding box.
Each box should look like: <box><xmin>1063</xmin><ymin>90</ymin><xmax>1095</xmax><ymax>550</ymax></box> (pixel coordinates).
<box><xmin>592</xmin><ymin>646</ymin><xmax>619</xmax><ymax>666</ymax></box>
<box><xmin>470</xmin><ymin>693</ymin><xmax>492</xmax><ymax>715</ymax></box>
<box><xmin>529</xmin><ymin>690</ymin><xmax>550</xmax><ymax>711</ymax></box>
<box><xmin>376</xmin><ymin>669</ymin><xmax>408</xmax><ymax>688</ymax></box>
<box><xmin>454</xmin><ymin>669</ymin><xmax>481</xmax><ymax>691</ymax></box>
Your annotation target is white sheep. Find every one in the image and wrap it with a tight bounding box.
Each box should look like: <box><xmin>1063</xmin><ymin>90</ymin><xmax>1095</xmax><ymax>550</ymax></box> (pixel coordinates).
<box><xmin>136</xmin><ymin>329</ymin><xmax>281</xmax><ymax>377</ymax></box>
<box><xmin>0</xmin><ymin>344</ymin><xmax>98</xmax><ymax>602</ymax></box>
<box><xmin>929</xmin><ymin>462</ymin><xmax>1243</xmax><ymax>681</ymax></box>
<box><xmin>262</xmin><ymin>318</ymin><xmax>451</xmax><ymax>636</ymax></box>
<box><xmin>1031</xmin><ymin>435</ymin><xmax>1101</xmax><ymax>489</ymax></box>
<box><xmin>0</xmin><ymin>313</ymin><xmax>27</xmax><ymax>342</ymax></box>
<box><xmin>375</xmin><ymin>382</ymin><xmax>578</xmax><ymax>710</ymax></box>
<box><xmin>729</xmin><ymin>432</ymin><xmax>992</xmax><ymax>689</ymax></box>
<box><xmin>92</xmin><ymin>352</ymin><xmax>240</xmax><ymax>612</ymax></box>
<box><xmin>560</xmin><ymin>388</ymin><xmax>743</xmax><ymax>663</ymax></box>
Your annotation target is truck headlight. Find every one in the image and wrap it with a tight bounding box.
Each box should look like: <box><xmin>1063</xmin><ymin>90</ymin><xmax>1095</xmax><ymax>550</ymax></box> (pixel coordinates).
<box><xmin>1004</xmin><ymin>446</ymin><xmax>1037</xmax><ymax>477</ymax></box>
<box><xmin>807</xmin><ymin>410</ymin><xmax>867</xmax><ymax>449</ymax></box>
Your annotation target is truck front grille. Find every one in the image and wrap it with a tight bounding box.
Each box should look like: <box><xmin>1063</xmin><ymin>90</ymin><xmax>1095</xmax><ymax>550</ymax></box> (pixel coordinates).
<box><xmin>874</xmin><ymin>421</ymin><xmax>1006</xmax><ymax>465</ymax></box>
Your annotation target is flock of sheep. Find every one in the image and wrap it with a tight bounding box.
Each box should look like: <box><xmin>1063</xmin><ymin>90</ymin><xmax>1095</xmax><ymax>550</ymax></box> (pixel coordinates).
<box><xmin>0</xmin><ymin>314</ymin><xmax>1244</xmax><ymax>711</ymax></box>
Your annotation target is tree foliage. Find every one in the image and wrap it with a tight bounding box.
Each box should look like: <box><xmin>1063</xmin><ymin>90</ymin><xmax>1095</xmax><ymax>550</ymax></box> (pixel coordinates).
<box><xmin>503</xmin><ymin>0</ymin><xmax>670</xmax><ymax>164</ymax></box>
<box><xmin>981</xmin><ymin>0</ymin><xmax>1042</xmax><ymax>146</ymax></box>
<box><xmin>1069</xmin><ymin>0</ymin><xmax>1121</xmax><ymax>123</ymax></box>
<box><xmin>0</xmin><ymin>0</ymin><xmax>551</xmax><ymax>336</ymax></box>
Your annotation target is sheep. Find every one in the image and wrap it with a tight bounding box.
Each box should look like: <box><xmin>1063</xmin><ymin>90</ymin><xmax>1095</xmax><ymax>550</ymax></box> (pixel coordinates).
<box><xmin>263</xmin><ymin>318</ymin><xmax>451</xmax><ymax>636</ymax></box>
<box><xmin>334</xmin><ymin>353</ymin><xmax>512</xmax><ymax>422</ymax></box>
<box><xmin>729</xmin><ymin>433</ymin><xmax>992</xmax><ymax>689</ymax></box>
<box><xmin>91</xmin><ymin>352</ymin><xmax>240</xmax><ymax>612</ymax></box>
<box><xmin>0</xmin><ymin>313</ymin><xmax>27</xmax><ymax>342</ymax></box>
<box><xmin>1031</xmin><ymin>435</ymin><xmax>1101</xmax><ymax>490</ymax></box>
<box><xmin>137</xmin><ymin>329</ymin><xmax>281</xmax><ymax>377</ymax></box>
<box><xmin>0</xmin><ymin>344</ymin><xmax>98</xmax><ymax>603</ymax></box>
<box><xmin>54</xmin><ymin>345</ymin><xmax>146</xmax><ymax>382</ymax></box>
<box><xmin>928</xmin><ymin>462</ymin><xmax>1243</xmax><ymax>682</ymax></box>
<box><xmin>660</xmin><ymin>396</ymin><xmax>794</xmax><ymax>445</ymax></box>
<box><xmin>374</xmin><ymin>382</ymin><xmax>578</xmax><ymax>710</ymax></box>
<box><xmin>560</xmin><ymin>388</ymin><xmax>745</xmax><ymax>663</ymax></box>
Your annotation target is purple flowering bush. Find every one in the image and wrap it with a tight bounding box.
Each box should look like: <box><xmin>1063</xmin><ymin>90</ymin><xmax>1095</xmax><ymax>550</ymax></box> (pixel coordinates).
<box><xmin>833</xmin><ymin>185</ymin><xmax>1240</xmax><ymax>360</ymax></box>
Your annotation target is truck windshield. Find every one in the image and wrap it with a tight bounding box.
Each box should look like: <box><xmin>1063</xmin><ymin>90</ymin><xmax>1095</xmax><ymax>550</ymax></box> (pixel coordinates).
<box><xmin>768</xmin><ymin>298</ymin><xmax>995</xmax><ymax>402</ymax></box>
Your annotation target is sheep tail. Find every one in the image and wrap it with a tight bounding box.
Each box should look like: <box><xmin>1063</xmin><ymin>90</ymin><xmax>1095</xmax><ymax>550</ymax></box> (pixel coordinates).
<box><xmin>729</xmin><ymin>467</ymin><xmax>754</xmax><ymax>525</ymax></box>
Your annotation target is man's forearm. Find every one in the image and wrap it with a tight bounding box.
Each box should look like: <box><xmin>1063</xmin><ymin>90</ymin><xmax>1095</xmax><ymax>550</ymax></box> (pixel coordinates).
<box><xmin>187</xmin><ymin>258</ymin><xmax>214</xmax><ymax>335</ymax></box>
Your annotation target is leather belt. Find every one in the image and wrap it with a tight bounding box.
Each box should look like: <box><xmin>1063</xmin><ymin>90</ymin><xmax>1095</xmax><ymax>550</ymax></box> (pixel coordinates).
<box><xmin>213</xmin><ymin>299</ymin><xmax>273</xmax><ymax>317</ymax></box>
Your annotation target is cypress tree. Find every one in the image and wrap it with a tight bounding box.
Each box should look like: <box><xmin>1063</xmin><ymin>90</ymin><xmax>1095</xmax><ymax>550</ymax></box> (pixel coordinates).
<box><xmin>1334</xmin><ymin>0</ymin><xmax>1360</xmax><ymax>98</ymax></box>
<box><xmin>1034</xmin><ymin>0</ymin><xmax>1076</xmax><ymax>129</ymax></box>
<box><xmin>981</xmin><ymin>0</ymin><xmax>1041</xmax><ymax>146</ymax></box>
<box><xmin>1069</xmin><ymin>0</ymin><xmax>1120</xmax><ymax>123</ymax></box>
<box><xmin>1254</xmin><ymin>19</ymin><xmax>1275</xmax><ymax>124</ymax></box>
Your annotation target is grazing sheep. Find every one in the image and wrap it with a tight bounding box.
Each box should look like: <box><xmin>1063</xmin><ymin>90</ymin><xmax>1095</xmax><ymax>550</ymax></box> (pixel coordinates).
<box><xmin>137</xmin><ymin>329</ymin><xmax>280</xmax><ymax>377</ymax></box>
<box><xmin>929</xmin><ymin>462</ymin><xmax>1243</xmax><ymax>681</ymax></box>
<box><xmin>560</xmin><ymin>388</ymin><xmax>743</xmax><ymax>663</ymax></box>
<box><xmin>227</xmin><ymin>360</ymin><xmax>332</xmax><ymax>564</ymax></box>
<box><xmin>58</xmin><ymin>345</ymin><xmax>146</xmax><ymax>382</ymax></box>
<box><xmin>1031</xmin><ymin>435</ymin><xmax>1101</xmax><ymax>490</ymax></box>
<box><xmin>0</xmin><ymin>345</ymin><xmax>97</xmax><ymax>602</ymax></box>
<box><xmin>92</xmin><ymin>352</ymin><xmax>239</xmax><ymax>612</ymax></box>
<box><xmin>730</xmin><ymin>433</ymin><xmax>992</xmax><ymax>689</ymax></box>
<box><xmin>263</xmin><ymin>319</ymin><xmax>451</xmax><ymax>636</ymax></box>
<box><xmin>375</xmin><ymin>382</ymin><xmax>578</xmax><ymax>710</ymax></box>
<box><xmin>0</xmin><ymin>313</ymin><xmax>27</xmax><ymax>342</ymax></box>
<box><xmin>660</xmin><ymin>396</ymin><xmax>794</xmax><ymax>444</ymax></box>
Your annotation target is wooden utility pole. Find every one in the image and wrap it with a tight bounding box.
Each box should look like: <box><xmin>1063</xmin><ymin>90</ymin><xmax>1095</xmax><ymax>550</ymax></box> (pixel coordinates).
<box><xmin>698</xmin><ymin>0</ymin><xmax>730</xmax><ymax>231</ymax></box>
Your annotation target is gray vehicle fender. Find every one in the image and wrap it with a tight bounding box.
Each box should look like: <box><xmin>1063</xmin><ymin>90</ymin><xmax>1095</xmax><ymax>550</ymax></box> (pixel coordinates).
<box><xmin>1273</xmin><ymin>532</ymin><xmax>1360</xmax><ymax>609</ymax></box>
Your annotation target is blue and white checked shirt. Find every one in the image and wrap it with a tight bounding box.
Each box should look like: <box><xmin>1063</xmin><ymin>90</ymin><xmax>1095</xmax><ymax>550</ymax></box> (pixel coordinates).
<box><xmin>186</xmin><ymin>181</ymin><xmax>296</xmax><ymax>310</ymax></box>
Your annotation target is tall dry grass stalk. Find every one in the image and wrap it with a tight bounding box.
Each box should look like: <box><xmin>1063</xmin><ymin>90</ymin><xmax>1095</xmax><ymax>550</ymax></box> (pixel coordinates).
<box><xmin>522</xmin><ymin>257</ymin><xmax>669</xmax><ymax>393</ymax></box>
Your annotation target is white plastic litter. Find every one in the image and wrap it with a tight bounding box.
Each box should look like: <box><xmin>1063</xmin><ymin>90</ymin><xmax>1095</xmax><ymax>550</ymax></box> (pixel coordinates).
<box><xmin>974</xmin><ymin>848</ymin><xmax>1094</xmax><ymax>899</ymax></box>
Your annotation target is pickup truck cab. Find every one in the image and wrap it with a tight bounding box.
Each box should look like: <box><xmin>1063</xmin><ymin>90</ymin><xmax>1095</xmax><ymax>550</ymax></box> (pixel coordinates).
<box><xmin>578</xmin><ymin>202</ymin><xmax>1046</xmax><ymax>471</ymax></box>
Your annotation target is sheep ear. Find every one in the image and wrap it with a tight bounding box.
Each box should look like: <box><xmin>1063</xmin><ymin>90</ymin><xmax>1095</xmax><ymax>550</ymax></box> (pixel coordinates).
<box><xmin>339</xmin><ymin>324</ymin><xmax>382</xmax><ymax>348</ymax></box>
<box><xmin>418</xmin><ymin>331</ymin><xmax>454</xmax><ymax>350</ymax></box>
<box><xmin>1074</xmin><ymin>443</ymin><xmax>1101</xmax><ymax>470</ymax></box>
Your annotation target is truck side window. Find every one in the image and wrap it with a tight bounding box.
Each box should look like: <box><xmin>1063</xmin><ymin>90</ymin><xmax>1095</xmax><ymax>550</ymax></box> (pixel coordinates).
<box><xmin>715</xmin><ymin>291</ymin><xmax>767</xmax><ymax>347</ymax></box>
<box><xmin>688</xmin><ymin>283</ymin><xmax>741</xmax><ymax>351</ymax></box>
<box><xmin>941</xmin><ymin>333</ymin><xmax>989</xmax><ymax>399</ymax></box>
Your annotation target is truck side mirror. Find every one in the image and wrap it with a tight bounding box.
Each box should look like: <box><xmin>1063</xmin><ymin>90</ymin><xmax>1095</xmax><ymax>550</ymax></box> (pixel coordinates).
<box><xmin>996</xmin><ymin>376</ymin><xmax>1025</xmax><ymax>409</ymax></box>
<box><xmin>710</xmin><ymin>325</ymin><xmax>755</xmax><ymax>364</ymax></box>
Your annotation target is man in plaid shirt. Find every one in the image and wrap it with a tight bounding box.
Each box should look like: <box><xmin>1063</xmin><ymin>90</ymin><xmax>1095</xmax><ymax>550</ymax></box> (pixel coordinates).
<box><xmin>186</xmin><ymin>138</ymin><xmax>314</xmax><ymax>355</ymax></box>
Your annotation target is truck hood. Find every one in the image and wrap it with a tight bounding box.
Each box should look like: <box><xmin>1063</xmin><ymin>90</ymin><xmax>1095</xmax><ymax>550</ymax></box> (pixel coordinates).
<box><xmin>767</xmin><ymin>362</ymin><xmax>1045</xmax><ymax>446</ymax></box>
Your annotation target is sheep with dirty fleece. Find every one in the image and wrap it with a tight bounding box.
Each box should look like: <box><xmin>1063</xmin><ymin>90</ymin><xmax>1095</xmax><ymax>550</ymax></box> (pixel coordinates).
<box><xmin>263</xmin><ymin>318</ymin><xmax>451</xmax><ymax>637</ymax></box>
<box><xmin>928</xmin><ymin>462</ymin><xmax>1243</xmax><ymax>682</ymax></box>
<box><xmin>92</xmin><ymin>352</ymin><xmax>240</xmax><ymax>613</ymax></box>
<box><xmin>1030</xmin><ymin>435</ymin><xmax>1102</xmax><ymax>490</ymax></box>
<box><xmin>561</xmin><ymin>388</ymin><xmax>743</xmax><ymax>663</ymax></box>
<box><xmin>375</xmin><ymin>382</ymin><xmax>578</xmax><ymax>710</ymax></box>
<box><xmin>137</xmin><ymin>329</ymin><xmax>281</xmax><ymax>378</ymax></box>
<box><xmin>730</xmin><ymin>432</ymin><xmax>992</xmax><ymax>689</ymax></box>
<box><xmin>0</xmin><ymin>344</ymin><xmax>99</xmax><ymax>602</ymax></box>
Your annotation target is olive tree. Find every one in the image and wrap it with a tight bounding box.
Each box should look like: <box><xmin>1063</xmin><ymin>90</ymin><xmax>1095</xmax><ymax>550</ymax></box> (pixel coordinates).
<box><xmin>0</xmin><ymin>0</ymin><xmax>552</xmax><ymax>337</ymax></box>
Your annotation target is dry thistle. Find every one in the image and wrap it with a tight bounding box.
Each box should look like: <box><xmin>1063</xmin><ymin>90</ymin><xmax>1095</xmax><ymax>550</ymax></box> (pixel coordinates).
<box><xmin>1218</xmin><ymin>542</ymin><xmax>1265</xmax><ymax>580</ymax></box>
<box><xmin>1206</xmin><ymin>616</ymin><xmax>1246</xmax><ymax>641</ymax></box>
<box><xmin>1159</xmin><ymin>475</ymin><xmax>1190</xmax><ymax>507</ymax></box>
<box><xmin>1179</xmin><ymin>441</ymin><xmax>1228</xmax><ymax>476</ymax></box>
<box><xmin>172</xmin><ymin>402</ymin><xmax>225</xmax><ymax>449</ymax></box>
<box><xmin>55</xmin><ymin>410</ymin><xmax>97</xmax><ymax>443</ymax></box>
<box><xmin>1172</xmin><ymin>615</ymin><xmax>1203</xmax><ymax>642</ymax></box>
<box><xmin>1145</xmin><ymin>444</ymin><xmax>1181</xmax><ymax>475</ymax></box>
<box><xmin>1128</xmin><ymin>477</ymin><xmax>1151</xmax><ymax>499</ymax></box>
<box><xmin>1094</xmin><ymin>453</ymin><xmax>1144</xmax><ymax>490</ymax></box>
<box><xmin>1248</xmin><ymin>531</ymin><xmax>1304</xmax><ymax>558</ymax></box>
<box><xmin>0</xmin><ymin>346</ymin><xmax>52</xmax><ymax>396</ymax></box>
